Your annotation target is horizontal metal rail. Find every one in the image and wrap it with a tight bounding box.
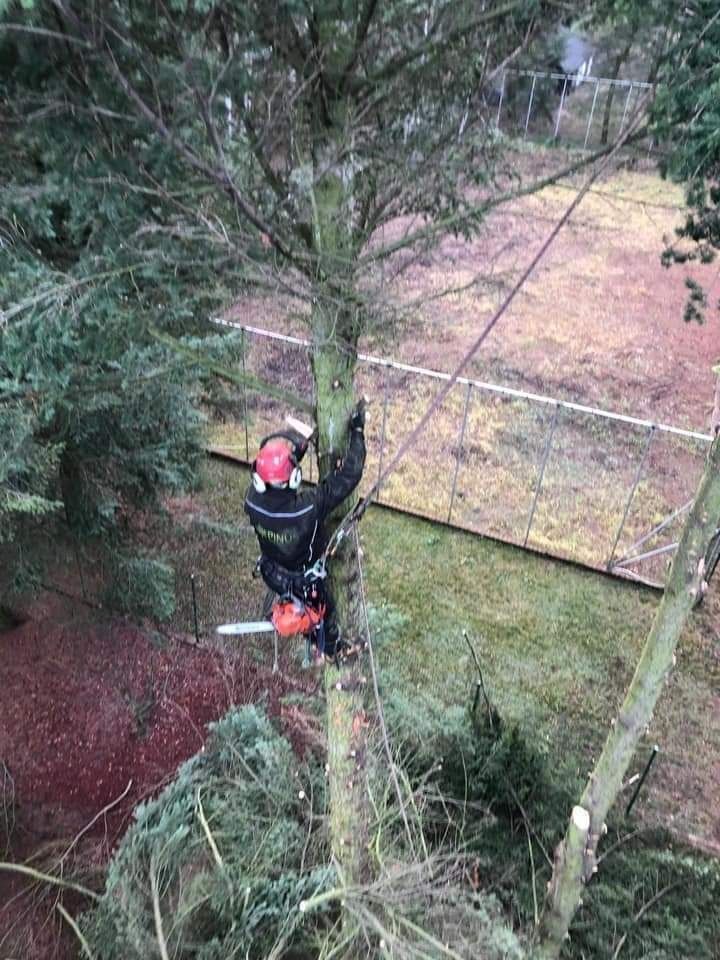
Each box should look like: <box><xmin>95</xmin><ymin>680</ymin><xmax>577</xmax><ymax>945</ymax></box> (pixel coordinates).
<box><xmin>614</xmin><ymin>540</ymin><xmax>679</xmax><ymax>568</ymax></box>
<box><xmin>211</xmin><ymin>318</ymin><xmax>713</xmax><ymax>444</ymax></box>
<box><xmin>507</xmin><ymin>69</ymin><xmax>654</xmax><ymax>91</ymax></box>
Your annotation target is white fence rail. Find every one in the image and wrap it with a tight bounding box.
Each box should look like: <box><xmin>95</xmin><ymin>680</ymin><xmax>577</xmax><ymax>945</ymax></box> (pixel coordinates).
<box><xmin>212</xmin><ymin>318</ymin><xmax>711</xmax><ymax>587</ymax></box>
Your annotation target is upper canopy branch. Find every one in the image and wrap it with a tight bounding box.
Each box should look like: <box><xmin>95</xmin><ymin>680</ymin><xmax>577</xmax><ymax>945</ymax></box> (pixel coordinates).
<box><xmin>339</xmin><ymin>0</ymin><xmax>380</xmax><ymax>92</ymax></box>
<box><xmin>47</xmin><ymin>0</ymin><xmax>312</xmax><ymax>273</ymax></box>
<box><xmin>357</xmin><ymin>130</ymin><xmax>649</xmax><ymax>269</ymax></box>
<box><xmin>352</xmin><ymin>0</ymin><xmax>527</xmax><ymax>93</ymax></box>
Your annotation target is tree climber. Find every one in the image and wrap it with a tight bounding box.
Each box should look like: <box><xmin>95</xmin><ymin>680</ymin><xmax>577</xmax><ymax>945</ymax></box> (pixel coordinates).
<box><xmin>244</xmin><ymin>400</ymin><xmax>366</xmax><ymax>662</ymax></box>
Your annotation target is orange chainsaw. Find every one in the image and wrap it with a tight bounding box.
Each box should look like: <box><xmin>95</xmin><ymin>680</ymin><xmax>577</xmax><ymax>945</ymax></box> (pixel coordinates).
<box><xmin>217</xmin><ymin>598</ymin><xmax>325</xmax><ymax>638</ymax></box>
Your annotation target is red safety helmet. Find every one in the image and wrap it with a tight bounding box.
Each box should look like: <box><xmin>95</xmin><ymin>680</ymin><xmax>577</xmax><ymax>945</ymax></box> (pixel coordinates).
<box><xmin>252</xmin><ymin>435</ymin><xmax>302</xmax><ymax>492</ymax></box>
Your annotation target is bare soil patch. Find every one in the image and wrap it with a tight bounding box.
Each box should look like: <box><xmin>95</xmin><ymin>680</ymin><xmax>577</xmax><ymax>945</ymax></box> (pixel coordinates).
<box><xmin>404</xmin><ymin>171</ymin><xmax>718</xmax><ymax>431</ymax></box>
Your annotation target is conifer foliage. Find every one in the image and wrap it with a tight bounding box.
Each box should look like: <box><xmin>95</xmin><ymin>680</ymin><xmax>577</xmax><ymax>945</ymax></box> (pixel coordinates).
<box><xmin>0</xmin><ymin>7</ymin><xmax>250</xmax><ymax>604</ymax></box>
<box><xmin>82</xmin><ymin>706</ymin><xmax>333</xmax><ymax>959</ymax></box>
<box><xmin>652</xmin><ymin>0</ymin><xmax>720</xmax><ymax>322</ymax></box>
<box><xmin>0</xmin><ymin>0</ymin><xmax>581</xmax><ymax>896</ymax></box>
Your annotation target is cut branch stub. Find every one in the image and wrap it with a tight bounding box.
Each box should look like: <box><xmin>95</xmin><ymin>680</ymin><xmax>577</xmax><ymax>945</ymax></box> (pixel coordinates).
<box><xmin>535</xmin><ymin>806</ymin><xmax>590</xmax><ymax>960</ymax></box>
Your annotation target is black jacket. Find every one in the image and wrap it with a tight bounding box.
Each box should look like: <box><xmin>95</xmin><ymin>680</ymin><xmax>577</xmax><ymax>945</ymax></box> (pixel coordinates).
<box><xmin>245</xmin><ymin>428</ymin><xmax>366</xmax><ymax>572</ymax></box>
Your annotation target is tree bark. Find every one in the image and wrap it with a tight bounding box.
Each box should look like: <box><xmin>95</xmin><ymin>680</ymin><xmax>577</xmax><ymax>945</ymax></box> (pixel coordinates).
<box><xmin>311</xmin><ymin>318</ymin><xmax>370</xmax><ymax>895</ymax></box>
<box><xmin>536</xmin><ymin>434</ymin><xmax>720</xmax><ymax>959</ymax></box>
<box><xmin>536</xmin><ymin>806</ymin><xmax>590</xmax><ymax>958</ymax></box>
<box><xmin>600</xmin><ymin>42</ymin><xmax>632</xmax><ymax>146</ymax></box>
<box><xmin>310</xmin><ymin>321</ymin><xmax>371</xmax><ymax>960</ymax></box>
<box><xmin>305</xmin><ymin>71</ymin><xmax>371</xmax><ymax>930</ymax></box>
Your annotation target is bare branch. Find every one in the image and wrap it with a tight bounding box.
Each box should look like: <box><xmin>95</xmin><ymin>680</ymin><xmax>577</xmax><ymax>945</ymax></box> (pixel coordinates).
<box><xmin>0</xmin><ymin>23</ymin><xmax>91</xmax><ymax>46</ymax></box>
<box><xmin>48</xmin><ymin>2</ymin><xmax>305</xmax><ymax>266</ymax></box>
<box><xmin>56</xmin><ymin>902</ymin><xmax>97</xmax><ymax>960</ymax></box>
<box><xmin>359</xmin><ymin>0</ymin><xmax>527</xmax><ymax>91</ymax></box>
<box><xmin>150</xmin><ymin>858</ymin><xmax>171</xmax><ymax>960</ymax></box>
<box><xmin>611</xmin><ymin>881</ymin><xmax>685</xmax><ymax>960</ymax></box>
<box><xmin>359</xmin><ymin>130</ymin><xmax>649</xmax><ymax>267</ymax></box>
<box><xmin>340</xmin><ymin>0</ymin><xmax>380</xmax><ymax>88</ymax></box>
<box><xmin>0</xmin><ymin>861</ymin><xmax>100</xmax><ymax>901</ymax></box>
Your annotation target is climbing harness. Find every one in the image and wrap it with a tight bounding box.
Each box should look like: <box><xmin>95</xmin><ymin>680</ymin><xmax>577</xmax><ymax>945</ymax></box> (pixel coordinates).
<box><xmin>303</xmin><ymin>557</ymin><xmax>328</xmax><ymax>581</ymax></box>
<box><xmin>262</xmin><ymin>555</ymin><xmax>329</xmax><ymax>651</ymax></box>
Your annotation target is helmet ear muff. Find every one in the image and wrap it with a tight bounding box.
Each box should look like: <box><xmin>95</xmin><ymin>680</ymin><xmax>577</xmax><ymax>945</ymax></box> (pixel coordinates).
<box><xmin>289</xmin><ymin>466</ymin><xmax>302</xmax><ymax>490</ymax></box>
<box><xmin>251</xmin><ymin>462</ymin><xmax>267</xmax><ymax>494</ymax></box>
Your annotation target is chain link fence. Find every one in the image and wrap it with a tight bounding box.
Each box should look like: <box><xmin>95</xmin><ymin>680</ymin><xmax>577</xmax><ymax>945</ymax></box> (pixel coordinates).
<box><xmin>211</xmin><ymin>320</ymin><xmax>712</xmax><ymax>588</ymax></box>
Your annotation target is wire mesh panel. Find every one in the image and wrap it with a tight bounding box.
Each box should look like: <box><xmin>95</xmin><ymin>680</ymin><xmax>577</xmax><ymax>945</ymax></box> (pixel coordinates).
<box><xmin>582</xmin><ymin>81</ymin><xmax>641</xmax><ymax>151</ymax></box>
<box><xmin>448</xmin><ymin>391</ymin><xmax>554</xmax><ymax>542</ymax></box>
<box><xmin>522</xmin><ymin>73</ymin><xmax>562</xmax><ymax>141</ymax></box>
<box><xmin>497</xmin><ymin>71</ymin><xmax>653</xmax><ymax>151</ymax></box>
<box><xmin>496</xmin><ymin>71</ymin><xmax>542</xmax><ymax>138</ymax></box>
<box><xmin>242</xmin><ymin>330</ymin><xmax>314</xmax><ymax>454</ymax></box>
<box><xmin>524</xmin><ymin>411</ymin><xmax>662</xmax><ymax>568</ymax></box>
<box><xmin>370</xmin><ymin>366</ymin><xmax>468</xmax><ymax>521</ymax></box>
<box><xmin>353</xmin><ymin>359</ymin><xmax>389</xmax><ymax>502</ymax></box>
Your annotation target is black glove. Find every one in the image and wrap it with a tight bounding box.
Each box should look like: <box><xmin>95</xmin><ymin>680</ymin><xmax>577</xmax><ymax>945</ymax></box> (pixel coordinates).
<box><xmin>350</xmin><ymin>398</ymin><xmax>366</xmax><ymax>432</ymax></box>
<box><xmin>286</xmin><ymin>430</ymin><xmax>309</xmax><ymax>462</ymax></box>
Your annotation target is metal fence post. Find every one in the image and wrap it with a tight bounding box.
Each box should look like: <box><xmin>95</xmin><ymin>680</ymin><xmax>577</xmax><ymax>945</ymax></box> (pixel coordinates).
<box><xmin>190</xmin><ymin>574</ymin><xmax>200</xmax><ymax>644</ymax></box>
<box><xmin>376</xmin><ymin>367</ymin><xmax>390</xmax><ymax>502</ymax></box>
<box><xmin>625</xmin><ymin>745</ymin><xmax>659</xmax><ymax>816</ymax></box>
<box><xmin>448</xmin><ymin>382</ymin><xmax>473</xmax><ymax>524</ymax></box>
<box><xmin>607</xmin><ymin>424</ymin><xmax>655</xmax><ymax>569</ymax></box>
<box><xmin>496</xmin><ymin>70</ymin><xmax>506</xmax><ymax>130</ymax></box>
<box><xmin>553</xmin><ymin>76</ymin><xmax>569</xmax><ymax>140</ymax></box>
<box><xmin>583</xmin><ymin>80</ymin><xmax>601</xmax><ymax>150</ymax></box>
<box><xmin>524</xmin><ymin>74</ymin><xmax>537</xmax><ymax>138</ymax></box>
<box><xmin>240</xmin><ymin>326</ymin><xmax>250</xmax><ymax>460</ymax></box>
<box><xmin>524</xmin><ymin>403</ymin><xmax>560</xmax><ymax>547</ymax></box>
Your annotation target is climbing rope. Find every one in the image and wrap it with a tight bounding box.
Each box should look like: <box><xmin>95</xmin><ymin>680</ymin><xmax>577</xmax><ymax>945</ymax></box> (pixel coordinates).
<box><xmin>353</xmin><ymin>523</ymin><xmax>417</xmax><ymax>856</ymax></box>
<box><xmin>322</xmin><ymin>84</ymin><xmax>654</xmax><ymax>562</ymax></box>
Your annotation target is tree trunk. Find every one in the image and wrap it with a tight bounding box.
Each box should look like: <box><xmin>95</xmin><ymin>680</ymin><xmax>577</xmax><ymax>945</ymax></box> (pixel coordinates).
<box><xmin>535</xmin><ymin>434</ymin><xmax>720</xmax><ymax>959</ymax></box>
<box><xmin>311</xmin><ymin>315</ymin><xmax>371</xmax><ymax>896</ymax></box>
<box><xmin>305</xmin><ymin>82</ymin><xmax>372</xmax><ymax>930</ymax></box>
<box><xmin>538</xmin><ymin>806</ymin><xmax>590</xmax><ymax>955</ymax></box>
<box><xmin>600</xmin><ymin>42</ymin><xmax>632</xmax><ymax>146</ymax></box>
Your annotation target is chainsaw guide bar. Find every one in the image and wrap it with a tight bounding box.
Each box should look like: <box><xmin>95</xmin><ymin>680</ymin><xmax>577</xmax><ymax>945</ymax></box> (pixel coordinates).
<box><xmin>216</xmin><ymin>621</ymin><xmax>275</xmax><ymax>636</ymax></box>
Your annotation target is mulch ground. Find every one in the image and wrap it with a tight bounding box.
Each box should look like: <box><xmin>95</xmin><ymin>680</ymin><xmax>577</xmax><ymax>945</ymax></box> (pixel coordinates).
<box><xmin>0</xmin><ymin>611</ymin><xmax>305</xmax><ymax>959</ymax></box>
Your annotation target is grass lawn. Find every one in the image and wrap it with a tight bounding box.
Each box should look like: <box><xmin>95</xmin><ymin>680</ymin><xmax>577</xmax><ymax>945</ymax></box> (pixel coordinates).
<box><xmin>173</xmin><ymin>458</ymin><xmax>720</xmax><ymax>848</ymax></box>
